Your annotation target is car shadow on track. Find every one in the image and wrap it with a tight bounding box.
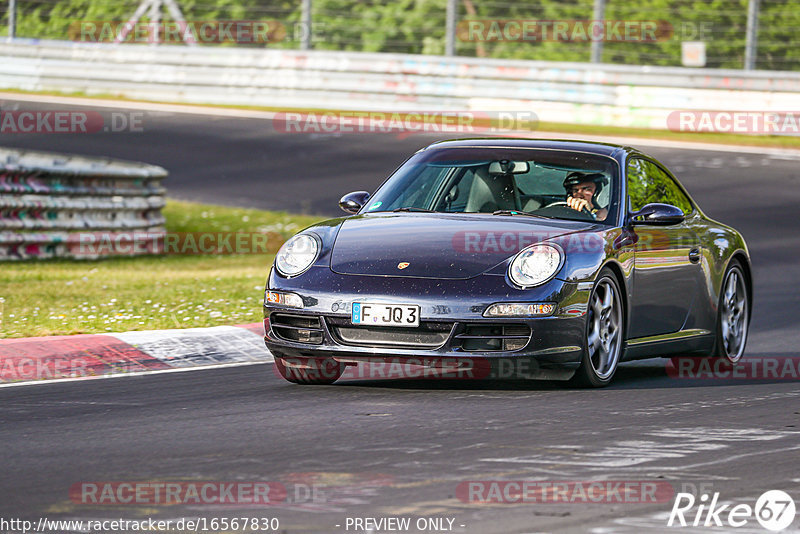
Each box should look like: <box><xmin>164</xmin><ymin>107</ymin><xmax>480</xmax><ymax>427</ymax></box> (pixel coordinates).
<box><xmin>324</xmin><ymin>353</ymin><xmax>796</xmax><ymax>391</ymax></box>
<box><xmin>329</xmin><ymin>361</ymin><xmax>664</xmax><ymax>391</ymax></box>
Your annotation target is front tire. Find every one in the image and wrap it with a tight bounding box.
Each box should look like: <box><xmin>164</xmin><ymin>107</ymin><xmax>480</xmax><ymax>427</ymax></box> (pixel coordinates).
<box><xmin>709</xmin><ymin>260</ymin><xmax>750</xmax><ymax>363</ymax></box>
<box><xmin>274</xmin><ymin>356</ymin><xmax>344</xmax><ymax>385</ymax></box>
<box><xmin>571</xmin><ymin>269</ymin><xmax>624</xmax><ymax>387</ymax></box>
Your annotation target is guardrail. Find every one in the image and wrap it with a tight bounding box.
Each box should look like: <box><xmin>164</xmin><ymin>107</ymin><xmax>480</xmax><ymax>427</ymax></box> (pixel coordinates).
<box><xmin>1</xmin><ymin>39</ymin><xmax>800</xmax><ymax>130</ymax></box>
<box><xmin>0</xmin><ymin>147</ymin><xmax>167</xmax><ymax>260</ymax></box>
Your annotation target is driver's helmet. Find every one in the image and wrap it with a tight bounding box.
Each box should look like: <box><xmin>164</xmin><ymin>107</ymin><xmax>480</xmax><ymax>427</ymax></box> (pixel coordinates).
<box><xmin>563</xmin><ymin>172</ymin><xmax>607</xmax><ymax>208</ymax></box>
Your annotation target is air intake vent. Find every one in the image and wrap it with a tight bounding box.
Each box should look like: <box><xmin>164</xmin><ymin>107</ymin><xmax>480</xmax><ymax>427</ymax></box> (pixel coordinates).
<box><xmin>270</xmin><ymin>313</ymin><xmax>323</xmax><ymax>345</ymax></box>
<box><xmin>327</xmin><ymin>317</ymin><xmax>453</xmax><ymax>349</ymax></box>
<box><xmin>454</xmin><ymin>324</ymin><xmax>531</xmax><ymax>352</ymax></box>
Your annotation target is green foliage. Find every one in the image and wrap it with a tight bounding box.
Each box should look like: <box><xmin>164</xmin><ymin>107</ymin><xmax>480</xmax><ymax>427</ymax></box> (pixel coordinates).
<box><xmin>310</xmin><ymin>0</ymin><xmax>447</xmax><ymax>54</ymax></box>
<box><xmin>6</xmin><ymin>0</ymin><xmax>799</xmax><ymax>70</ymax></box>
<box><xmin>456</xmin><ymin>0</ymin><xmax>596</xmax><ymax>61</ymax></box>
<box><xmin>757</xmin><ymin>0</ymin><xmax>800</xmax><ymax>70</ymax></box>
<box><xmin>604</xmin><ymin>0</ymin><xmax>749</xmax><ymax>68</ymax></box>
<box><xmin>13</xmin><ymin>0</ymin><xmax>137</xmax><ymax>42</ymax></box>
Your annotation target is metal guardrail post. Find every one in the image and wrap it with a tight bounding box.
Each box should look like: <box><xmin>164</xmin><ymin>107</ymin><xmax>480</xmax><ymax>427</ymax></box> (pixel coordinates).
<box><xmin>744</xmin><ymin>0</ymin><xmax>760</xmax><ymax>70</ymax></box>
<box><xmin>7</xmin><ymin>0</ymin><xmax>16</xmax><ymax>40</ymax></box>
<box><xmin>0</xmin><ymin>148</ymin><xmax>168</xmax><ymax>260</ymax></box>
<box><xmin>590</xmin><ymin>0</ymin><xmax>606</xmax><ymax>64</ymax></box>
<box><xmin>301</xmin><ymin>0</ymin><xmax>312</xmax><ymax>51</ymax></box>
<box><xmin>445</xmin><ymin>0</ymin><xmax>456</xmax><ymax>57</ymax></box>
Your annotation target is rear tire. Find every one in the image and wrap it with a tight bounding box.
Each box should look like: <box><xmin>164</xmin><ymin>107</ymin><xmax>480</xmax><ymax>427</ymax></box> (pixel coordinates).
<box><xmin>274</xmin><ymin>356</ymin><xmax>344</xmax><ymax>385</ymax></box>
<box><xmin>708</xmin><ymin>260</ymin><xmax>750</xmax><ymax>363</ymax></box>
<box><xmin>571</xmin><ymin>269</ymin><xmax>624</xmax><ymax>387</ymax></box>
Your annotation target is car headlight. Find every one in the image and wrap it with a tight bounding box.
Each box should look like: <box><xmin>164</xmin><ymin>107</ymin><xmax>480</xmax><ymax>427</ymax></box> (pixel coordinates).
<box><xmin>508</xmin><ymin>243</ymin><xmax>563</xmax><ymax>288</ymax></box>
<box><xmin>275</xmin><ymin>234</ymin><xmax>320</xmax><ymax>277</ymax></box>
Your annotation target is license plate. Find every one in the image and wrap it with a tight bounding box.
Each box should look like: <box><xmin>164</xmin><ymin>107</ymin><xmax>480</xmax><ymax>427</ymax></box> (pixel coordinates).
<box><xmin>351</xmin><ymin>302</ymin><xmax>420</xmax><ymax>327</ymax></box>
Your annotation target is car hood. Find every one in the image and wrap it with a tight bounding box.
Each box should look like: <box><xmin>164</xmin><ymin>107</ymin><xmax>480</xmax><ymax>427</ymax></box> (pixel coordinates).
<box><xmin>329</xmin><ymin>213</ymin><xmax>594</xmax><ymax>279</ymax></box>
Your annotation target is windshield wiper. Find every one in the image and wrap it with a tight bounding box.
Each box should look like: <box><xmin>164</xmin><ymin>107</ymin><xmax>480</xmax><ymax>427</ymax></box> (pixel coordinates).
<box><xmin>392</xmin><ymin>207</ymin><xmax>436</xmax><ymax>213</ymax></box>
<box><xmin>491</xmin><ymin>209</ymin><xmax>552</xmax><ymax>219</ymax></box>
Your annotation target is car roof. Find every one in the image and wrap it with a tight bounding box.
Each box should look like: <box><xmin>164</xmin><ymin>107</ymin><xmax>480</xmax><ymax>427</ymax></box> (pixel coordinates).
<box><xmin>420</xmin><ymin>137</ymin><xmax>637</xmax><ymax>159</ymax></box>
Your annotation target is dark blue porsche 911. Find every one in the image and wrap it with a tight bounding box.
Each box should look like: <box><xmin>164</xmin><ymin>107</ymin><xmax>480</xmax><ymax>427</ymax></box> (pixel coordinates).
<box><xmin>264</xmin><ymin>138</ymin><xmax>752</xmax><ymax>387</ymax></box>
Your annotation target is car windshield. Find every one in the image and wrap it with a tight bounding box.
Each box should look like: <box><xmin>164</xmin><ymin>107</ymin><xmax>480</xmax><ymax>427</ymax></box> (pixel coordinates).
<box><xmin>366</xmin><ymin>147</ymin><xmax>620</xmax><ymax>224</ymax></box>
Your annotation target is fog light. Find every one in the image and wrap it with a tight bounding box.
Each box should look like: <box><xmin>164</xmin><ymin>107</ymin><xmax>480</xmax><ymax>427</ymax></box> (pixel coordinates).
<box><xmin>483</xmin><ymin>303</ymin><xmax>555</xmax><ymax>317</ymax></box>
<box><xmin>265</xmin><ymin>290</ymin><xmax>304</xmax><ymax>309</ymax></box>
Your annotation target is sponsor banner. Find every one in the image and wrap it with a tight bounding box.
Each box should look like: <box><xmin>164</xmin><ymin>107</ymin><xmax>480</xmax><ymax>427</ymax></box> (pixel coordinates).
<box><xmin>667</xmin><ymin>111</ymin><xmax>800</xmax><ymax>135</ymax></box>
<box><xmin>667</xmin><ymin>356</ymin><xmax>800</xmax><ymax>380</ymax></box>
<box><xmin>457</xmin><ymin>480</ymin><xmax>674</xmax><ymax>504</ymax></box>
<box><xmin>457</xmin><ymin>19</ymin><xmax>673</xmax><ymax>42</ymax></box>
<box><xmin>271</xmin><ymin>111</ymin><xmax>539</xmax><ymax>136</ymax></box>
<box><xmin>0</xmin><ymin>111</ymin><xmax>144</xmax><ymax>134</ymax></box>
<box><xmin>70</xmin><ymin>20</ymin><xmax>286</xmax><ymax>44</ymax></box>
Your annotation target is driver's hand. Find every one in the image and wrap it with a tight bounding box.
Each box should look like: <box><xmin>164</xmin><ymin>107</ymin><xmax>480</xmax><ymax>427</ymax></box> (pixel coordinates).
<box><xmin>567</xmin><ymin>196</ymin><xmax>592</xmax><ymax>213</ymax></box>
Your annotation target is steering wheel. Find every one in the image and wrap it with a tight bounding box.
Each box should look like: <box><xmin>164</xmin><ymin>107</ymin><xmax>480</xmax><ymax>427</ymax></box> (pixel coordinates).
<box><xmin>543</xmin><ymin>200</ymin><xmax>596</xmax><ymax>220</ymax></box>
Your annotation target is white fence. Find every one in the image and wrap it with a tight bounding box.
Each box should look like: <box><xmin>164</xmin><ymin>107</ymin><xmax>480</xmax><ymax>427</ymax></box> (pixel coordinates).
<box><xmin>2</xmin><ymin>39</ymin><xmax>800</xmax><ymax>130</ymax></box>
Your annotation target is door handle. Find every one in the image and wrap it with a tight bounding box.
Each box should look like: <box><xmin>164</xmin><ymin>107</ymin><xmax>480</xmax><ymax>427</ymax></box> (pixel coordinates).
<box><xmin>688</xmin><ymin>248</ymin><xmax>701</xmax><ymax>263</ymax></box>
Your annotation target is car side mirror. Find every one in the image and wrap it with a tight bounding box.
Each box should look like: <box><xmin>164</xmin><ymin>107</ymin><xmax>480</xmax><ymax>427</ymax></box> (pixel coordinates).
<box><xmin>630</xmin><ymin>203</ymin><xmax>685</xmax><ymax>226</ymax></box>
<box><xmin>339</xmin><ymin>191</ymin><xmax>371</xmax><ymax>214</ymax></box>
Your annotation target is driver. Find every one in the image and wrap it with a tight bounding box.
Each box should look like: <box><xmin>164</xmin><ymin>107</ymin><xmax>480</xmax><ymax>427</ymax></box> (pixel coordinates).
<box><xmin>563</xmin><ymin>172</ymin><xmax>608</xmax><ymax>221</ymax></box>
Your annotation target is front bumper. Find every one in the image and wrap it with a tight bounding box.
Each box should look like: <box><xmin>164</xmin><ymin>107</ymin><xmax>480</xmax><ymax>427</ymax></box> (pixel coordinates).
<box><xmin>264</xmin><ymin>267</ymin><xmax>592</xmax><ymax>381</ymax></box>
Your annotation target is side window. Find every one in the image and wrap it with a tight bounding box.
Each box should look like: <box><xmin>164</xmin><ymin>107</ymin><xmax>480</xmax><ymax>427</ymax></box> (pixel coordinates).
<box><xmin>626</xmin><ymin>158</ymin><xmax>693</xmax><ymax>214</ymax></box>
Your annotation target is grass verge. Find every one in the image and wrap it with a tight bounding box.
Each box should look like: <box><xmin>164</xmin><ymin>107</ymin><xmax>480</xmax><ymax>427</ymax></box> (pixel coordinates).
<box><xmin>0</xmin><ymin>200</ymin><xmax>324</xmax><ymax>338</ymax></box>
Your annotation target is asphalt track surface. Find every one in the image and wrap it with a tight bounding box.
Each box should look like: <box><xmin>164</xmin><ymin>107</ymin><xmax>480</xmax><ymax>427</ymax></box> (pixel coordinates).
<box><xmin>2</xmin><ymin>98</ymin><xmax>800</xmax><ymax>533</ymax></box>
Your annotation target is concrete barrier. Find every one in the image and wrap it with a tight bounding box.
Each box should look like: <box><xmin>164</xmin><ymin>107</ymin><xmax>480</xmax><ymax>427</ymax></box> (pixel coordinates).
<box><xmin>1</xmin><ymin>39</ymin><xmax>800</xmax><ymax>132</ymax></box>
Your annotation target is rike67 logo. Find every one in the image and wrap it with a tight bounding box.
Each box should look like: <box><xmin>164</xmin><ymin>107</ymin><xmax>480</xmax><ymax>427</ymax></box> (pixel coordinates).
<box><xmin>668</xmin><ymin>490</ymin><xmax>796</xmax><ymax>531</ymax></box>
